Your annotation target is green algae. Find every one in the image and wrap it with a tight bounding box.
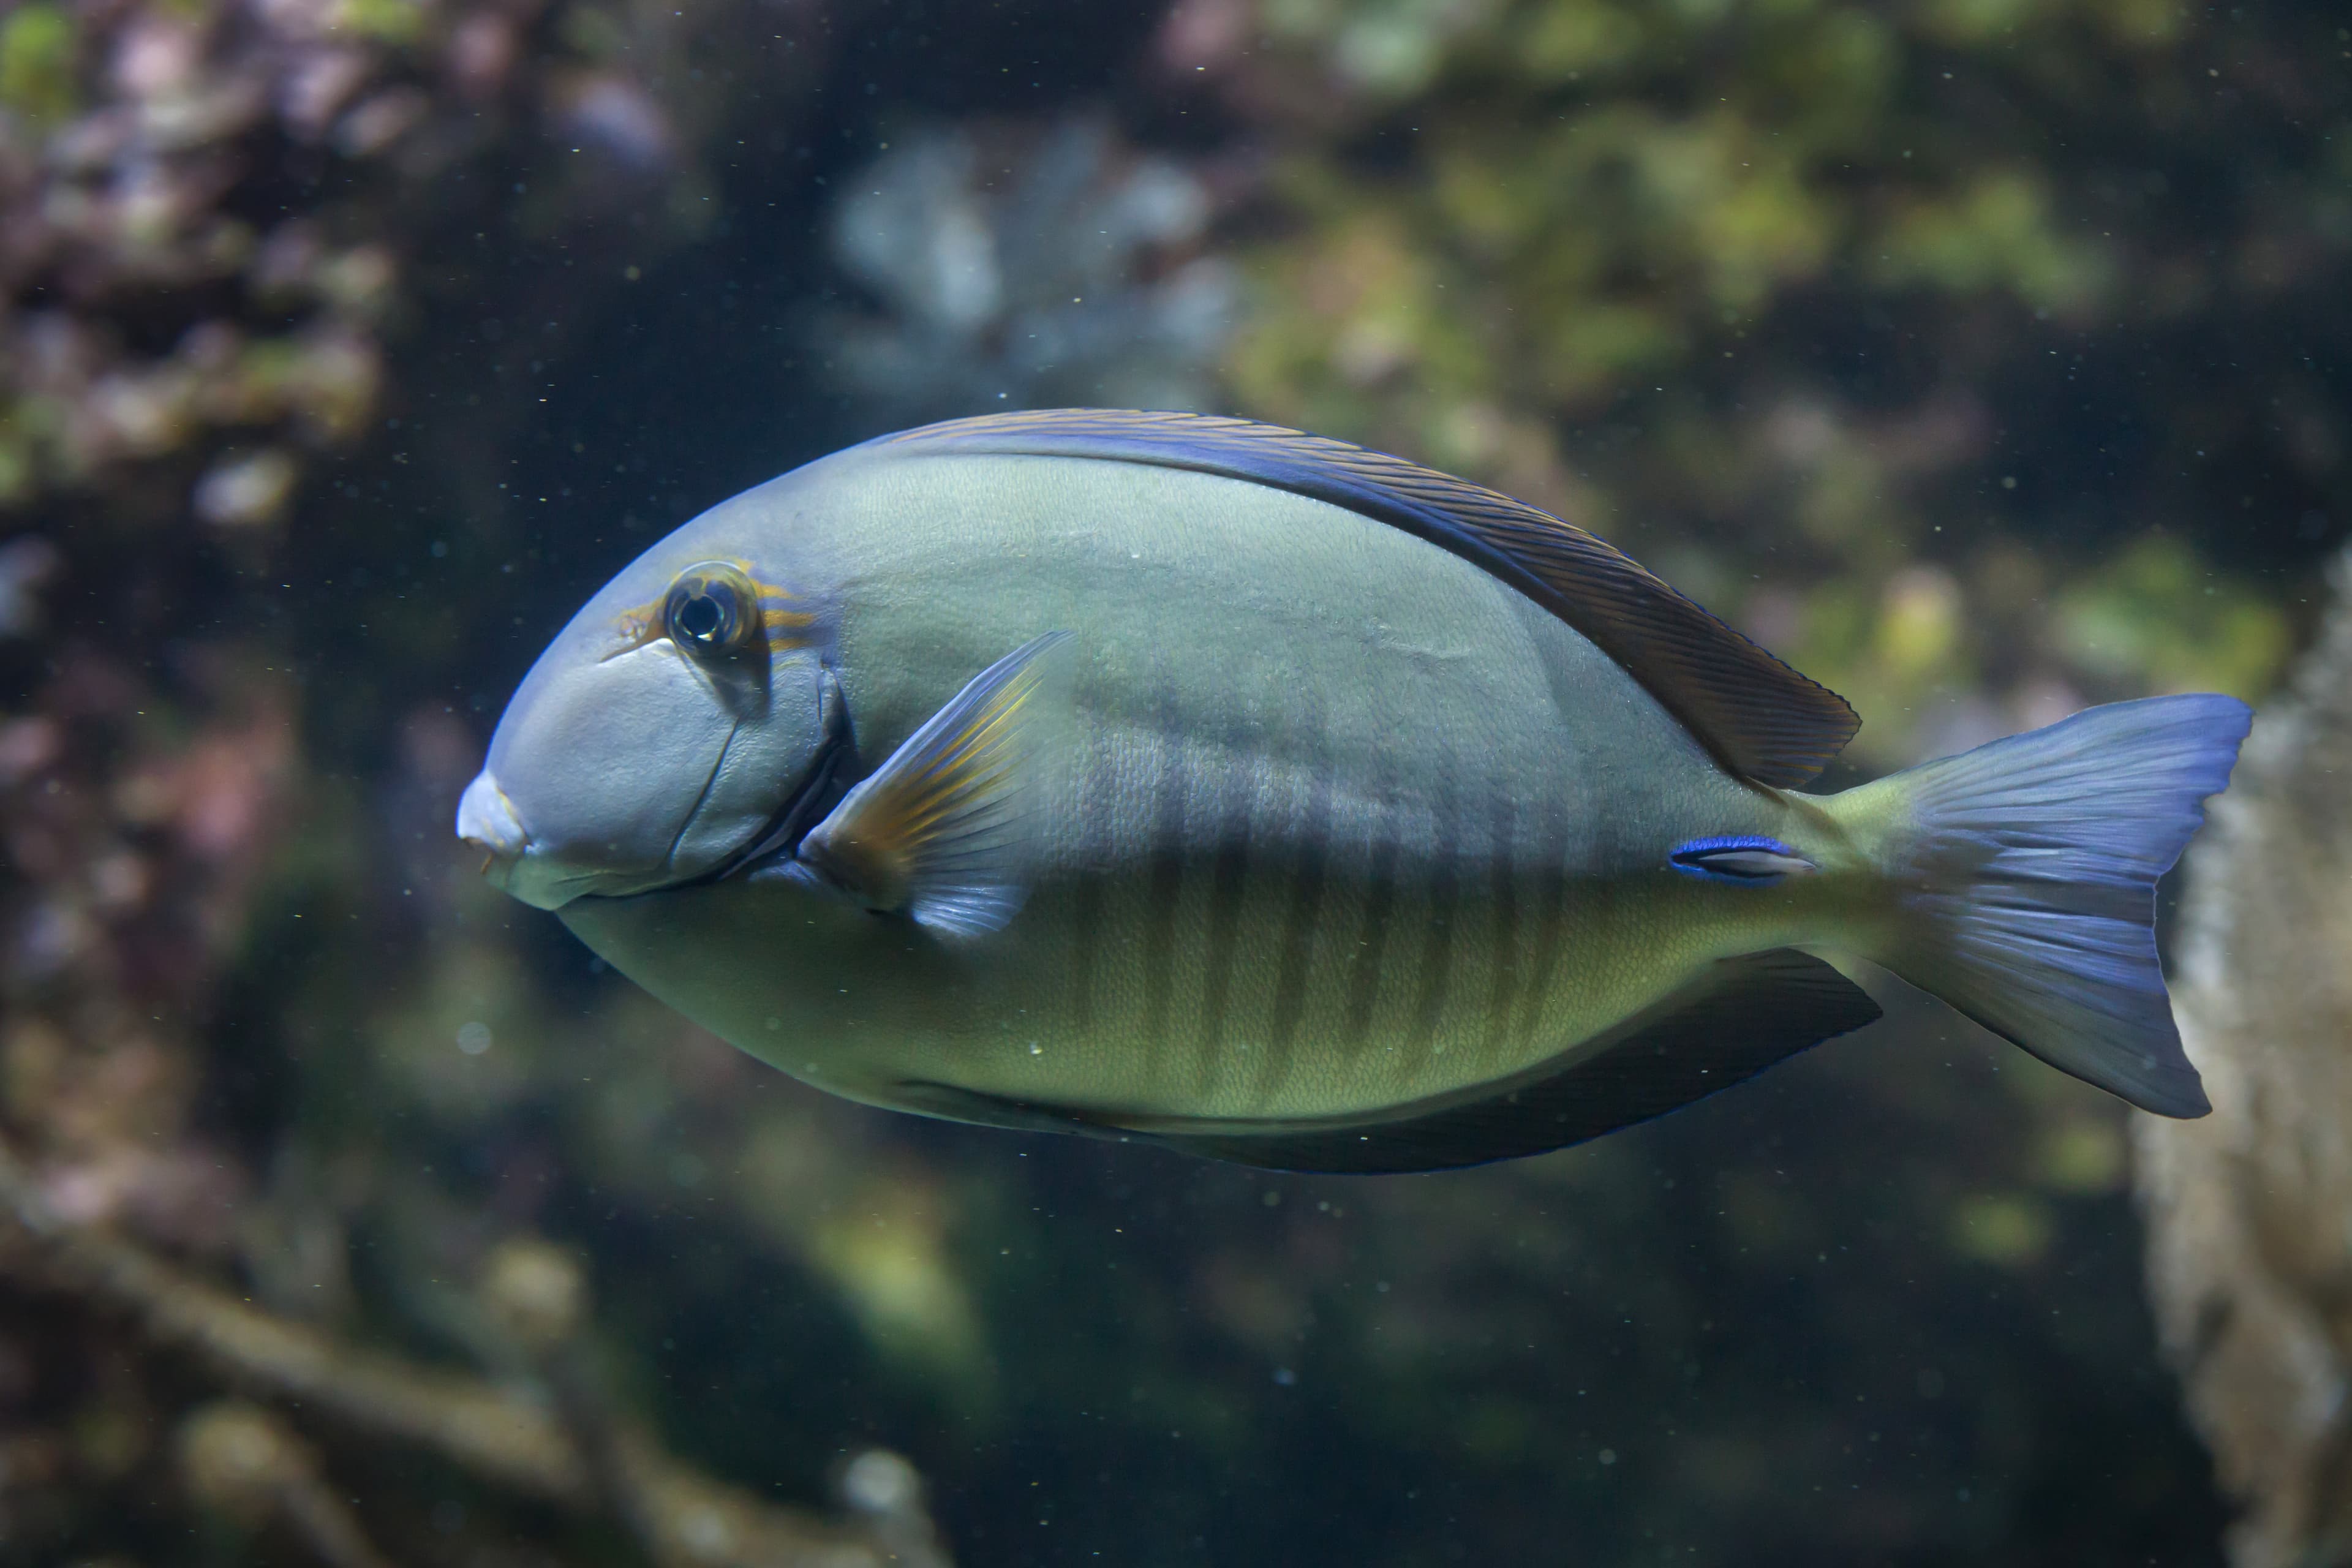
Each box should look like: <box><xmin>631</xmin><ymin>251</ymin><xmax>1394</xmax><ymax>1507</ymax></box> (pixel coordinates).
<box><xmin>0</xmin><ymin>5</ymin><xmax>77</xmax><ymax>129</ymax></box>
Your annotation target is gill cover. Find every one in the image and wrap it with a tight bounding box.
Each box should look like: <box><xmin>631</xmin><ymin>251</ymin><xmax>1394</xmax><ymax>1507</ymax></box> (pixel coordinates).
<box><xmin>461</xmin><ymin>549</ymin><xmax>835</xmax><ymax>910</ymax></box>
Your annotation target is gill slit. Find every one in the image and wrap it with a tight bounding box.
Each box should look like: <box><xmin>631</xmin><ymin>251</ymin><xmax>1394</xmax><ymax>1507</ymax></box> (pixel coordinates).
<box><xmin>662</xmin><ymin>722</ymin><xmax>741</xmax><ymax>874</ymax></box>
<box><xmin>701</xmin><ymin>671</ymin><xmax>856</xmax><ymax>886</ymax></box>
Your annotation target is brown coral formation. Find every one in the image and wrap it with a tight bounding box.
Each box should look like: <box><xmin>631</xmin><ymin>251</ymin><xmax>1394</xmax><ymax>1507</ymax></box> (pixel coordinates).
<box><xmin>2138</xmin><ymin>545</ymin><xmax>2352</xmax><ymax>1568</ymax></box>
<box><xmin>0</xmin><ymin>1134</ymin><xmax>944</xmax><ymax>1566</ymax></box>
<box><xmin>0</xmin><ymin>0</ymin><xmax>804</xmax><ymax>530</ymax></box>
<box><xmin>2</xmin><ymin>0</ymin><xmax>464</xmax><ymax>522</ymax></box>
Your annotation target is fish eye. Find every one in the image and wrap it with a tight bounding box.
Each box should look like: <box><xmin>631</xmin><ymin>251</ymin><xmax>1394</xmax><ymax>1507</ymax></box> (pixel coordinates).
<box><xmin>663</xmin><ymin>563</ymin><xmax>758</xmax><ymax>658</ymax></box>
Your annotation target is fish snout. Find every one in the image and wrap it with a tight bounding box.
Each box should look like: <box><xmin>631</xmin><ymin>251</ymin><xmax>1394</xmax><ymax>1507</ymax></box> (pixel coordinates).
<box><xmin>458</xmin><ymin>771</ymin><xmax>529</xmax><ymax>878</ymax></box>
<box><xmin>454</xmin><ymin>762</ymin><xmax>674</xmax><ymax>910</ymax></box>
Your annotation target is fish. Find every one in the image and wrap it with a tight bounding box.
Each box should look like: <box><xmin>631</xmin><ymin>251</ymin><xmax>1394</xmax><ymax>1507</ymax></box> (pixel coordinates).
<box><xmin>456</xmin><ymin>409</ymin><xmax>2252</xmax><ymax>1173</ymax></box>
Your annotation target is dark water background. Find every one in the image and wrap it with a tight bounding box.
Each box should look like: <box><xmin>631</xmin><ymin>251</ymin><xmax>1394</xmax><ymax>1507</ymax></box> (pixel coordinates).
<box><xmin>2</xmin><ymin>1</ymin><xmax>2346</xmax><ymax>1563</ymax></box>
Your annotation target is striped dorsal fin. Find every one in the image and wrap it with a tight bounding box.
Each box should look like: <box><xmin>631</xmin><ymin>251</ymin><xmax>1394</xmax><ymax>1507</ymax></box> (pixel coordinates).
<box><xmin>867</xmin><ymin>409</ymin><xmax>1858</xmax><ymax>788</ymax></box>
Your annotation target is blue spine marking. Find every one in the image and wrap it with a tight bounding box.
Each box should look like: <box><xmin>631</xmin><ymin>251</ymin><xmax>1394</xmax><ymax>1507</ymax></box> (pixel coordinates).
<box><xmin>1668</xmin><ymin>835</ymin><xmax>1806</xmax><ymax>885</ymax></box>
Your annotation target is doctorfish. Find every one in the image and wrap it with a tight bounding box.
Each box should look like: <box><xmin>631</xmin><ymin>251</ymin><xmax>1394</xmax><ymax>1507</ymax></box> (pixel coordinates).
<box><xmin>456</xmin><ymin>410</ymin><xmax>2250</xmax><ymax>1172</ymax></box>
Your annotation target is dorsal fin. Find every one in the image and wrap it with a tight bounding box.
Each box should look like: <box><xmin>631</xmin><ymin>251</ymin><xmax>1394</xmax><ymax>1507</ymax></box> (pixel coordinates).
<box><xmin>867</xmin><ymin>409</ymin><xmax>1858</xmax><ymax>788</ymax></box>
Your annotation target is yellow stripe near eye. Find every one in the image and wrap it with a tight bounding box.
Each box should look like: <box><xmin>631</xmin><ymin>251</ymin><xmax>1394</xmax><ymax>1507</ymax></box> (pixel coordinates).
<box><xmin>602</xmin><ymin>599</ymin><xmax>666</xmax><ymax>660</ymax></box>
<box><xmin>605</xmin><ymin>571</ymin><xmax>823</xmax><ymax>660</ymax></box>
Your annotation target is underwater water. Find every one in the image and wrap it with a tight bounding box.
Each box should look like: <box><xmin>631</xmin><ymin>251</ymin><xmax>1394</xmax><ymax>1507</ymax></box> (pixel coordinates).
<box><xmin>2</xmin><ymin>2</ymin><xmax>2347</xmax><ymax>1565</ymax></box>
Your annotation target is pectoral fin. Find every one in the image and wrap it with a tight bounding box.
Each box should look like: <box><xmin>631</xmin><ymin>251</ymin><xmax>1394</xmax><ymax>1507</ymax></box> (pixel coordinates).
<box><xmin>788</xmin><ymin>631</ymin><xmax>1072</xmax><ymax>937</ymax></box>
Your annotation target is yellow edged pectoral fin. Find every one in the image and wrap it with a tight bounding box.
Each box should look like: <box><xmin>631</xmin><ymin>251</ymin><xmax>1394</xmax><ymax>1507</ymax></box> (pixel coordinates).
<box><xmin>790</xmin><ymin>631</ymin><xmax>1072</xmax><ymax>937</ymax></box>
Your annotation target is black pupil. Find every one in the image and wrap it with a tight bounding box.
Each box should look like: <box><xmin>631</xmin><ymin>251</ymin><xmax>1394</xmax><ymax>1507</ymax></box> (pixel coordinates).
<box><xmin>676</xmin><ymin>590</ymin><xmax>727</xmax><ymax>644</ymax></box>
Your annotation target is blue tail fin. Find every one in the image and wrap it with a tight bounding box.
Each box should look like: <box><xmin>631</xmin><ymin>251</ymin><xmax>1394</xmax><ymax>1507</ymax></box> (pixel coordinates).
<box><xmin>1864</xmin><ymin>695</ymin><xmax>2252</xmax><ymax>1116</ymax></box>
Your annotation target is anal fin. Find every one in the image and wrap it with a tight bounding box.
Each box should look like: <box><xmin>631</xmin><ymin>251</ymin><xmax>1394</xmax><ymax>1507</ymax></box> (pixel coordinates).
<box><xmin>894</xmin><ymin>1080</ymin><xmax>1139</xmax><ymax>1143</ymax></box>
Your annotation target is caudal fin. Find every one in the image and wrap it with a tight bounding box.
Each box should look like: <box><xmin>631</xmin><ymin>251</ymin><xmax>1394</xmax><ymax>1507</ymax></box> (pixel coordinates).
<box><xmin>1850</xmin><ymin>695</ymin><xmax>2252</xmax><ymax>1117</ymax></box>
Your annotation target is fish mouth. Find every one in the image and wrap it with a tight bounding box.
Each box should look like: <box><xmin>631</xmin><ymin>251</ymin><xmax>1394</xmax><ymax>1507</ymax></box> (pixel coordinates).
<box><xmin>458</xmin><ymin>771</ymin><xmax>533</xmax><ymax>899</ymax></box>
<box><xmin>458</xmin><ymin>772</ymin><xmax>528</xmax><ymax>861</ymax></box>
<box><xmin>459</xmin><ymin>770</ymin><xmax>664</xmax><ymax>910</ymax></box>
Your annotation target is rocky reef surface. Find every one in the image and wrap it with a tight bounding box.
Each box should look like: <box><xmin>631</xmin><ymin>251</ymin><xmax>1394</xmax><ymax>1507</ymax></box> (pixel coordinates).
<box><xmin>2139</xmin><ymin>544</ymin><xmax>2352</xmax><ymax>1568</ymax></box>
